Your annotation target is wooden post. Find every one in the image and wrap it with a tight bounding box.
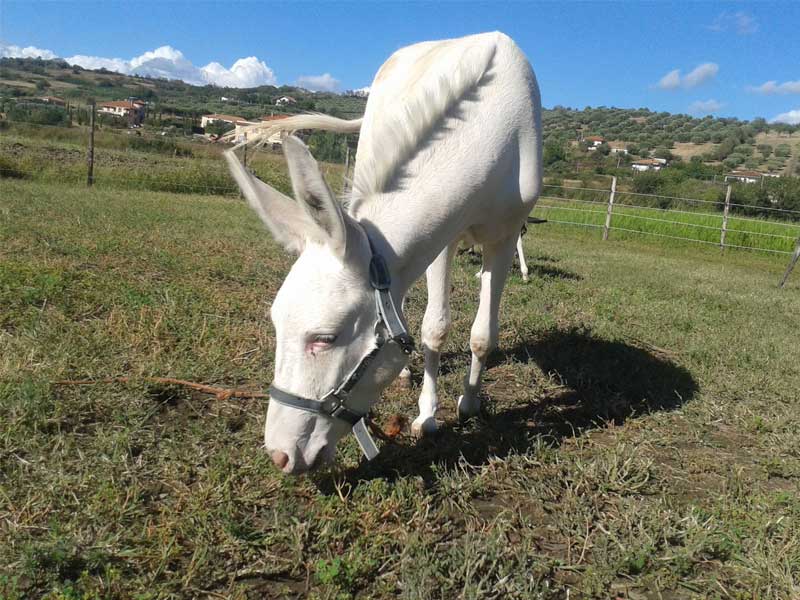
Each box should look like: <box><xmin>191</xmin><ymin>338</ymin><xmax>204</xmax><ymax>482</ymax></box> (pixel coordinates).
<box><xmin>779</xmin><ymin>236</ymin><xmax>800</xmax><ymax>288</ymax></box>
<box><xmin>603</xmin><ymin>176</ymin><xmax>617</xmax><ymax>241</ymax></box>
<box><xmin>343</xmin><ymin>142</ymin><xmax>351</xmax><ymax>194</ymax></box>
<box><xmin>87</xmin><ymin>101</ymin><xmax>95</xmax><ymax>187</ymax></box>
<box><xmin>242</xmin><ymin>133</ymin><xmax>248</xmax><ymax>170</ymax></box>
<box><xmin>720</xmin><ymin>184</ymin><xmax>732</xmax><ymax>249</ymax></box>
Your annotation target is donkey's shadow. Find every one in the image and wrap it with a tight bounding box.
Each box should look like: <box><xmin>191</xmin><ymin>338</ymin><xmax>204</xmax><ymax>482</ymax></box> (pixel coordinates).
<box><xmin>324</xmin><ymin>327</ymin><xmax>697</xmax><ymax>487</ymax></box>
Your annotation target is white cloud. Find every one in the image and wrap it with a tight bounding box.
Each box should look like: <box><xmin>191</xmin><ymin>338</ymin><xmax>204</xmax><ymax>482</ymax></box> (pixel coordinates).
<box><xmin>748</xmin><ymin>80</ymin><xmax>800</xmax><ymax>95</ymax></box>
<box><xmin>771</xmin><ymin>109</ymin><xmax>800</xmax><ymax>125</ymax></box>
<box><xmin>65</xmin><ymin>53</ymin><xmax>130</xmax><ymax>73</ymax></box>
<box><xmin>1</xmin><ymin>41</ymin><xmax>276</xmax><ymax>88</ymax></box>
<box><xmin>683</xmin><ymin>63</ymin><xmax>719</xmax><ymax>88</ymax></box>
<box><xmin>346</xmin><ymin>86</ymin><xmax>370</xmax><ymax>97</ymax></box>
<box><xmin>688</xmin><ymin>99</ymin><xmax>723</xmax><ymax>115</ymax></box>
<box><xmin>201</xmin><ymin>57</ymin><xmax>276</xmax><ymax>88</ymax></box>
<box><xmin>0</xmin><ymin>43</ymin><xmax>57</xmax><ymax>59</ymax></box>
<box><xmin>656</xmin><ymin>62</ymin><xmax>719</xmax><ymax>90</ymax></box>
<box><xmin>296</xmin><ymin>73</ymin><xmax>340</xmax><ymax>92</ymax></box>
<box><xmin>68</xmin><ymin>45</ymin><xmax>277</xmax><ymax>87</ymax></box>
<box><xmin>657</xmin><ymin>69</ymin><xmax>681</xmax><ymax>90</ymax></box>
<box><xmin>708</xmin><ymin>11</ymin><xmax>758</xmax><ymax>35</ymax></box>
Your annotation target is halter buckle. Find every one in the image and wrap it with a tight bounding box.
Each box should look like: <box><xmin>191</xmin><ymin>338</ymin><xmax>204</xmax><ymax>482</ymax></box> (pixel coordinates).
<box><xmin>369</xmin><ymin>254</ymin><xmax>391</xmax><ymax>290</ymax></box>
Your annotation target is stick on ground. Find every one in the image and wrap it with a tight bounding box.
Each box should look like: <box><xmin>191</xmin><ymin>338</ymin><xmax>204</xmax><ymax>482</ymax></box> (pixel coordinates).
<box><xmin>54</xmin><ymin>377</ymin><xmax>268</xmax><ymax>401</ymax></box>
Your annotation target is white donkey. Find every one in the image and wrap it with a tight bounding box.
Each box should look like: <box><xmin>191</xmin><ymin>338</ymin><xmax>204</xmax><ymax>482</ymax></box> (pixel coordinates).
<box><xmin>226</xmin><ymin>32</ymin><xmax>541</xmax><ymax>474</ymax></box>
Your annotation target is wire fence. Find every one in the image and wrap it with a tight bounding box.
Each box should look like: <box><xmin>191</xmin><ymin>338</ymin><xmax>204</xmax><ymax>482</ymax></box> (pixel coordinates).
<box><xmin>3</xmin><ymin>117</ymin><xmax>800</xmax><ymax>275</ymax></box>
<box><xmin>532</xmin><ymin>179</ymin><xmax>800</xmax><ymax>260</ymax></box>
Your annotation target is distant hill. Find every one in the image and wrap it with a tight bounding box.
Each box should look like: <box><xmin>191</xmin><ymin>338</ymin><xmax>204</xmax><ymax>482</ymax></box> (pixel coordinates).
<box><xmin>0</xmin><ymin>56</ymin><xmax>367</xmax><ymax>120</ymax></box>
<box><xmin>2</xmin><ymin>56</ymin><xmax>799</xmax><ymax>176</ymax></box>
<box><xmin>543</xmin><ymin>106</ymin><xmax>799</xmax><ymax>176</ymax></box>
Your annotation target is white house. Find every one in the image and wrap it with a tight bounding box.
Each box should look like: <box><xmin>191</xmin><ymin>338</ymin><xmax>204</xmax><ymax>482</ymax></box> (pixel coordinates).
<box><xmin>724</xmin><ymin>170</ymin><xmax>763</xmax><ymax>184</ymax></box>
<box><xmin>224</xmin><ymin>114</ymin><xmax>293</xmax><ymax>145</ymax></box>
<box><xmin>200</xmin><ymin>113</ymin><xmax>248</xmax><ymax>129</ymax></box>
<box><xmin>610</xmin><ymin>147</ymin><xmax>628</xmax><ymax>155</ymax></box>
<box><xmin>97</xmin><ymin>100</ymin><xmax>145</xmax><ymax>125</ymax></box>
<box><xmin>275</xmin><ymin>96</ymin><xmax>297</xmax><ymax>106</ymax></box>
<box><xmin>631</xmin><ymin>159</ymin><xmax>664</xmax><ymax>172</ymax></box>
<box><xmin>585</xmin><ymin>135</ymin><xmax>604</xmax><ymax>151</ymax></box>
<box><xmin>38</xmin><ymin>96</ymin><xmax>66</xmax><ymax>106</ymax></box>
<box><xmin>252</xmin><ymin>114</ymin><xmax>291</xmax><ymax>145</ymax></box>
<box><xmin>346</xmin><ymin>87</ymin><xmax>370</xmax><ymax>98</ymax></box>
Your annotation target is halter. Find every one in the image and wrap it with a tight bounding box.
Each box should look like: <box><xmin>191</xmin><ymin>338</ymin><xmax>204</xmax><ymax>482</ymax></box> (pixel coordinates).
<box><xmin>268</xmin><ymin>238</ymin><xmax>414</xmax><ymax>460</ymax></box>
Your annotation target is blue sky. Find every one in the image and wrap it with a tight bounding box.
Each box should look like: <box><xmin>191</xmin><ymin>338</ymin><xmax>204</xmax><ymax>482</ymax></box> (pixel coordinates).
<box><xmin>2</xmin><ymin>1</ymin><xmax>799</xmax><ymax>123</ymax></box>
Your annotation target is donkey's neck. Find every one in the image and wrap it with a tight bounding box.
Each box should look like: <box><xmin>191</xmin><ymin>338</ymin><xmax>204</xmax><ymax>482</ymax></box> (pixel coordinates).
<box><xmin>354</xmin><ymin>189</ymin><xmax>463</xmax><ymax>296</ymax></box>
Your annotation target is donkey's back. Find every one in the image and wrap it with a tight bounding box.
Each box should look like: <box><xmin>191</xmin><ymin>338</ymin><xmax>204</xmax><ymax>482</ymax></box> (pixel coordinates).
<box><xmin>355</xmin><ymin>31</ymin><xmax>542</xmax><ymax>248</ymax></box>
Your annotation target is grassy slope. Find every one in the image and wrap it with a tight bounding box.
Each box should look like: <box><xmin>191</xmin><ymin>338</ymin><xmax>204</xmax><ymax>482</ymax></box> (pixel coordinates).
<box><xmin>1</xmin><ymin>180</ymin><xmax>799</xmax><ymax>599</ymax></box>
<box><xmin>0</xmin><ymin>130</ymin><xmax>346</xmax><ymax>197</ymax></box>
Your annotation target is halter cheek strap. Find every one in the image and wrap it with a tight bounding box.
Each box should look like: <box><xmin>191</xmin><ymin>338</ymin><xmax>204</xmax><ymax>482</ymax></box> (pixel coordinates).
<box><xmin>267</xmin><ymin>241</ymin><xmax>414</xmax><ymax>460</ymax></box>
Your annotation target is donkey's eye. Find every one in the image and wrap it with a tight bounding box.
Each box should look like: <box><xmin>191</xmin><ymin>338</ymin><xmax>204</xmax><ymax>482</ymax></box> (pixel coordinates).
<box><xmin>307</xmin><ymin>334</ymin><xmax>337</xmax><ymax>355</ymax></box>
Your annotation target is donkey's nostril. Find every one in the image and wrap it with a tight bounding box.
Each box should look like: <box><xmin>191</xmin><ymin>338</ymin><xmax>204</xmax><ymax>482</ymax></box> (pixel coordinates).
<box><xmin>271</xmin><ymin>450</ymin><xmax>289</xmax><ymax>470</ymax></box>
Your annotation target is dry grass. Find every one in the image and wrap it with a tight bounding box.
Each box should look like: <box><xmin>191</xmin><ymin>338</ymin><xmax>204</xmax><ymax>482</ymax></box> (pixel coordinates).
<box><xmin>670</xmin><ymin>141</ymin><xmax>718</xmax><ymax>160</ymax></box>
<box><xmin>754</xmin><ymin>131</ymin><xmax>800</xmax><ymax>147</ymax></box>
<box><xmin>1</xmin><ymin>178</ymin><xmax>799</xmax><ymax>599</ymax></box>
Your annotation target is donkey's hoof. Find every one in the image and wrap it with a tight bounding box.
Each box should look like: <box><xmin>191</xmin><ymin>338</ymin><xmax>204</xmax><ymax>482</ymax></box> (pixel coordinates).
<box><xmin>457</xmin><ymin>395</ymin><xmax>480</xmax><ymax>421</ymax></box>
<box><xmin>411</xmin><ymin>415</ymin><xmax>438</xmax><ymax>437</ymax></box>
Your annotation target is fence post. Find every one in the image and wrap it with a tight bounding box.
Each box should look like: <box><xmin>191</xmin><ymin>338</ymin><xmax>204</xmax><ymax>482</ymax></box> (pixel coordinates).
<box><xmin>87</xmin><ymin>101</ymin><xmax>95</xmax><ymax>187</ymax></box>
<box><xmin>720</xmin><ymin>184</ymin><xmax>732</xmax><ymax>249</ymax></box>
<box><xmin>602</xmin><ymin>176</ymin><xmax>617</xmax><ymax>241</ymax></box>
<box><xmin>343</xmin><ymin>142</ymin><xmax>351</xmax><ymax>194</ymax></box>
<box><xmin>779</xmin><ymin>236</ymin><xmax>800</xmax><ymax>288</ymax></box>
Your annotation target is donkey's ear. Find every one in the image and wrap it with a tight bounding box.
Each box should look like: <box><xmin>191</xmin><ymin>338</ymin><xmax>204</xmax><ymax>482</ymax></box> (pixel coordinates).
<box><xmin>282</xmin><ymin>136</ymin><xmax>347</xmax><ymax>256</ymax></box>
<box><xmin>224</xmin><ymin>150</ymin><xmax>309</xmax><ymax>254</ymax></box>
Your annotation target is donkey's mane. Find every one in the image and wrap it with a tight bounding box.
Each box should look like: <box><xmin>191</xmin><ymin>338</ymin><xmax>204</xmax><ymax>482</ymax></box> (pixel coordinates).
<box><xmin>353</xmin><ymin>41</ymin><xmax>496</xmax><ymax>197</ymax></box>
<box><xmin>227</xmin><ymin>39</ymin><xmax>496</xmax><ymax>202</ymax></box>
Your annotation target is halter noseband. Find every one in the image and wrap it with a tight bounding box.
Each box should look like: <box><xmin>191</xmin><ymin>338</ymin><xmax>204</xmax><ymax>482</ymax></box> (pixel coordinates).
<box><xmin>268</xmin><ymin>238</ymin><xmax>414</xmax><ymax>460</ymax></box>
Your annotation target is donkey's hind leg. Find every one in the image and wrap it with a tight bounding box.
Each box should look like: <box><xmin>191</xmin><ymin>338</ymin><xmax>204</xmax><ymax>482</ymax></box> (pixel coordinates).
<box><xmin>458</xmin><ymin>234</ymin><xmax>517</xmax><ymax>419</ymax></box>
<box><xmin>516</xmin><ymin>234</ymin><xmax>529</xmax><ymax>282</ymax></box>
<box><xmin>411</xmin><ymin>241</ymin><xmax>458</xmax><ymax>437</ymax></box>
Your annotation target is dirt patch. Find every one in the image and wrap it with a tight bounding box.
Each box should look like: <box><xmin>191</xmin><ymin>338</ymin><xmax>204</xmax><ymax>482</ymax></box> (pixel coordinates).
<box><xmin>671</xmin><ymin>141</ymin><xmax>717</xmax><ymax>160</ymax></box>
<box><xmin>0</xmin><ymin>79</ymin><xmax>36</xmax><ymax>88</ymax></box>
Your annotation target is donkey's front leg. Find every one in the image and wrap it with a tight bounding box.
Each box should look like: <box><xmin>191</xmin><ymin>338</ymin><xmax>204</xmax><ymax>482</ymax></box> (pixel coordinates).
<box><xmin>411</xmin><ymin>242</ymin><xmax>457</xmax><ymax>437</ymax></box>
<box><xmin>458</xmin><ymin>234</ymin><xmax>517</xmax><ymax>419</ymax></box>
<box><xmin>396</xmin><ymin>297</ymin><xmax>413</xmax><ymax>389</ymax></box>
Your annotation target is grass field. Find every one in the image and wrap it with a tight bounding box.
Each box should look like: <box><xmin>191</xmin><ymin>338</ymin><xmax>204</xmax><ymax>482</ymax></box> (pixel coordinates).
<box><xmin>0</xmin><ymin>128</ymin><xmax>345</xmax><ymax>198</ymax></box>
<box><xmin>1</xmin><ymin>178</ymin><xmax>800</xmax><ymax>599</ymax></box>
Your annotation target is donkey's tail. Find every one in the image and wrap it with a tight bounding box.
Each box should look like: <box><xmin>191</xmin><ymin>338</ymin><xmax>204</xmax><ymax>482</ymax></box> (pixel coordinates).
<box><xmin>224</xmin><ymin>114</ymin><xmax>363</xmax><ymax>149</ymax></box>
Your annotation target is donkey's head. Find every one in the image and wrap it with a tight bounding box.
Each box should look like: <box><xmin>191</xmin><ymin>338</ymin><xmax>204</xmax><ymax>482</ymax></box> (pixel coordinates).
<box><xmin>226</xmin><ymin>137</ymin><xmax>409</xmax><ymax>474</ymax></box>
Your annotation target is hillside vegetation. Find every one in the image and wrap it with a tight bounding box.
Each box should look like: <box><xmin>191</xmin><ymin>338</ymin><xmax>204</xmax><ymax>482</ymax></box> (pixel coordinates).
<box><xmin>0</xmin><ymin>56</ymin><xmax>367</xmax><ymax>121</ymax></box>
<box><xmin>3</xmin><ymin>56</ymin><xmax>800</xmax><ymax>211</ymax></box>
<box><xmin>544</xmin><ymin>106</ymin><xmax>800</xmax><ymax>177</ymax></box>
